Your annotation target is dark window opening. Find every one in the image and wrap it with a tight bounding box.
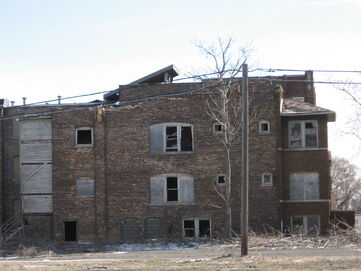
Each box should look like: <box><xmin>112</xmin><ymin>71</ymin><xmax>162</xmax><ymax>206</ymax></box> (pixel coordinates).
<box><xmin>64</xmin><ymin>221</ymin><xmax>77</xmax><ymax>242</ymax></box>
<box><xmin>217</xmin><ymin>175</ymin><xmax>225</xmax><ymax>185</ymax></box>
<box><xmin>214</xmin><ymin>124</ymin><xmax>223</xmax><ymax>132</ymax></box>
<box><xmin>167</xmin><ymin>177</ymin><xmax>178</xmax><ymax>202</ymax></box>
<box><xmin>184</xmin><ymin>220</ymin><xmax>195</xmax><ymax>237</ymax></box>
<box><xmin>121</xmin><ymin>219</ymin><xmax>139</xmax><ymax>242</ymax></box>
<box><xmin>166</xmin><ymin>126</ymin><xmax>178</xmax><ymax>152</ymax></box>
<box><xmin>199</xmin><ymin>220</ymin><xmax>210</xmax><ymax>237</ymax></box>
<box><xmin>181</xmin><ymin>126</ymin><xmax>193</xmax><ymax>151</ymax></box>
<box><xmin>261</xmin><ymin>123</ymin><xmax>269</xmax><ymax>132</ymax></box>
<box><xmin>77</xmin><ymin>129</ymin><xmax>92</xmax><ymax>145</ymax></box>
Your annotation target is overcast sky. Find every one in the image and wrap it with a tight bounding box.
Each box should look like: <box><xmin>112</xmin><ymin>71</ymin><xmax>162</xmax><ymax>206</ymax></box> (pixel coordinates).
<box><xmin>1</xmin><ymin>0</ymin><xmax>361</xmax><ymax>165</ymax></box>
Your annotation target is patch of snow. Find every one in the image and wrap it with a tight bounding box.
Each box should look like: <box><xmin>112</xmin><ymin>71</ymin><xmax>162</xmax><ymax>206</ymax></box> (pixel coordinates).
<box><xmin>107</xmin><ymin>242</ymin><xmax>199</xmax><ymax>253</ymax></box>
<box><xmin>23</xmin><ymin>265</ymin><xmax>48</xmax><ymax>268</ymax></box>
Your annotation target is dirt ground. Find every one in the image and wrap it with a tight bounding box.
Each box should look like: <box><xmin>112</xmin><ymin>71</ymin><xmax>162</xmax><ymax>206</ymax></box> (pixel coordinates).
<box><xmin>1</xmin><ymin>245</ymin><xmax>361</xmax><ymax>270</ymax></box>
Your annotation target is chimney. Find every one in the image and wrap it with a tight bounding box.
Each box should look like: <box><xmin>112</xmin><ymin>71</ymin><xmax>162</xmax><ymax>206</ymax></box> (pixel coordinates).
<box><xmin>58</xmin><ymin>96</ymin><xmax>61</xmax><ymax>104</ymax></box>
<box><xmin>22</xmin><ymin>97</ymin><xmax>26</xmax><ymax>105</ymax></box>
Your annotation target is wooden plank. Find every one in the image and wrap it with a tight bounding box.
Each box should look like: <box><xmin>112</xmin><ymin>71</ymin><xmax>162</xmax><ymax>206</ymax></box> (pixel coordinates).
<box><xmin>20</xmin><ymin>143</ymin><xmax>52</xmax><ymax>163</ymax></box>
<box><xmin>21</xmin><ymin>163</ymin><xmax>52</xmax><ymax>193</ymax></box>
<box><xmin>20</xmin><ymin>119</ymin><xmax>52</xmax><ymax>140</ymax></box>
<box><xmin>22</xmin><ymin>195</ymin><xmax>53</xmax><ymax>213</ymax></box>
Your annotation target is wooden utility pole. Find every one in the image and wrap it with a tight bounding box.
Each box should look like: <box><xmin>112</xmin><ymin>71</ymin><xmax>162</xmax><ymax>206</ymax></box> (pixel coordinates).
<box><xmin>241</xmin><ymin>63</ymin><xmax>249</xmax><ymax>256</ymax></box>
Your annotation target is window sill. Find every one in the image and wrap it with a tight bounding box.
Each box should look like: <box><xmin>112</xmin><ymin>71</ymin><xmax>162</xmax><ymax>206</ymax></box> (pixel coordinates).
<box><xmin>261</xmin><ymin>184</ymin><xmax>274</xmax><ymax>187</ymax></box>
<box><xmin>279</xmin><ymin>199</ymin><xmax>329</xmax><ymax>203</ymax></box>
<box><xmin>149</xmin><ymin>203</ymin><xmax>195</xmax><ymax>206</ymax></box>
<box><xmin>282</xmin><ymin>147</ymin><xmax>327</xmax><ymax>152</ymax></box>
<box><xmin>150</xmin><ymin>151</ymin><xmax>194</xmax><ymax>155</ymax></box>
<box><xmin>75</xmin><ymin>144</ymin><xmax>94</xmax><ymax>148</ymax></box>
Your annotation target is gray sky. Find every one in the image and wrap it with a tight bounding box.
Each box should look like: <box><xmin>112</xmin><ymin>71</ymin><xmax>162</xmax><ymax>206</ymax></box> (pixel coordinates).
<box><xmin>1</xmin><ymin>0</ymin><xmax>361</xmax><ymax>165</ymax></box>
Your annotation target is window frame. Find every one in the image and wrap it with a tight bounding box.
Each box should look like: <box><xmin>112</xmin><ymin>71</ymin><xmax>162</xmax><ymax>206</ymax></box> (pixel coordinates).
<box><xmin>76</xmin><ymin>178</ymin><xmax>95</xmax><ymax>198</ymax></box>
<box><xmin>291</xmin><ymin>215</ymin><xmax>320</xmax><ymax>235</ymax></box>
<box><xmin>183</xmin><ymin>218</ymin><xmax>211</xmax><ymax>238</ymax></box>
<box><xmin>288</xmin><ymin>120</ymin><xmax>318</xmax><ymax>149</ymax></box>
<box><xmin>259</xmin><ymin>120</ymin><xmax>271</xmax><ymax>134</ymax></box>
<box><xmin>150</xmin><ymin>174</ymin><xmax>194</xmax><ymax>205</ymax></box>
<box><xmin>213</xmin><ymin>123</ymin><xmax>224</xmax><ymax>135</ymax></box>
<box><xmin>216</xmin><ymin>174</ymin><xmax>226</xmax><ymax>186</ymax></box>
<box><xmin>261</xmin><ymin>172</ymin><xmax>273</xmax><ymax>186</ymax></box>
<box><xmin>290</xmin><ymin>173</ymin><xmax>320</xmax><ymax>201</ymax></box>
<box><xmin>163</xmin><ymin>123</ymin><xmax>193</xmax><ymax>153</ymax></box>
<box><xmin>75</xmin><ymin>127</ymin><xmax>94</xmax><ymax>147</ymax></box>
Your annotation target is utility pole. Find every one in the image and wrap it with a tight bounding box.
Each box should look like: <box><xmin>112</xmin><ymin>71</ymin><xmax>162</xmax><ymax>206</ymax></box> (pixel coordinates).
<box><xmin>241</xmin><ymin>63</ymin><xmax>249</xmax><ymax>256</ymax></box>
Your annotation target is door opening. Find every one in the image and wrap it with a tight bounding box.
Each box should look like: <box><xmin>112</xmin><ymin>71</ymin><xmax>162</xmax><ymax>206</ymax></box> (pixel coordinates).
<box><xmin>64</xmin><ymin>221</ymin><xmax>77</xmax><ymax>242</ymax></box>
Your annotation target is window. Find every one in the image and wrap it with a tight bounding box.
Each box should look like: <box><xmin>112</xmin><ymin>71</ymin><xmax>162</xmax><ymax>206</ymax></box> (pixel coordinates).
<box><xmin>290</xmin><ymin>173</ymin><xmax>319</xmax><ymax>200</ymax></box>
<box><xmin>291</xmin><ymin>216</ymin><xmax>320</xmax><ymax>235</ymax></box>
<box><xmin>76</xmin><ymin>179</ymin><xmax>94</xmax><ymax>197</ymax></box>
<box><xmin>213</xmin><ymin>123</ymin><xmax>224</xmax><ymax>134</ymax></box>
<box><xmin>259</xmin><ymin>120</ymin><xmax>270</xmax><ymax>134</ymax></box>
<box><xmin>216</xmin><ymin>174</ymin><xmax>226</xmax><ymax>186</ymax></box>
<box><xmin>121</xmin><ymin>219</ymin><xmax>139</xmax><ymax>242</ymax></box>
<box><xmin>149</xmin><ymin>123</ymin><xmax>193</xmax><ymax>153</ymax></box>
<box><xmin>261</xmin><ymin>173</ymin><xmax>273</xmax><ymax>186</ymax></box>
<box><xmin>144</xmin><ymin>219</ymin><xmax>163</xmax><ymax>239</ymax></box>
<box><xmin>166</xmin><ymin>177</ymin><xmax>178</xmax><ymax>202</ymax></box>
<box><xmin>76</xmin><ymin>128</ymin><xmax>93</xmax><ymax>146</ymax></box>
<box><xmin>150</xmin><ymin>174</ymin><xmax>194</xmax><ymax>204</ymax></box>
<box><xmin>183</xmin><ymin>219</ymin><xmax>210</xmax><ymax>238</ymax></box>
<box><xmin>289</xmin><ymin>120</ymin><xmax>318</xmax><ymax>148</ymax></box>
<box><xmin>64</xmin><ymin>221</ymin><xmax>77</xmax><ymax>242</ymax></box>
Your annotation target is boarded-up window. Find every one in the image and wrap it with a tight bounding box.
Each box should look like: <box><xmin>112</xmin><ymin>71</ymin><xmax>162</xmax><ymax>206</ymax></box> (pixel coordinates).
<box><xmin>22</xmin><ymin>195</ymin><xmax>53</xmax><ymax>213</ymax></box>
<box><xmin>76</xmin><ymin>179</ymin><xmax>94</xmax><ymax>197</ymax></box>
<box><xmin>121</xmin><ymin>219</ymin><xmax>139</xmax><ymax>242</ymax></box>
<box><xmin>144</xmin><ymin>219</ymin><xmax>162</xmax><ymax>239</ymax></box>
<box><xmin>290</xmin><ymin>173</ymin><xmax>319</xmax><ymax>200</ymax></box>
<box><xmin>291</xmin><ymin>216</ymin><xmax>320</xmax><ymax>235</ymax></box>
<box><xmin>149</xmin><ymin>123</ymin><xmax>193</xmax><ymax>154</ymax></box>
<box><xmin>150</xmin><ymin>175</ymin><xmax>194</xmax><ymax>204</ymax></box>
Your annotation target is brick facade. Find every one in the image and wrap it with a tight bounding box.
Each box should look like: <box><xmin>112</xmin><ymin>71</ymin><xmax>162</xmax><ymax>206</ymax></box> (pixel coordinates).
<box><xmin>0</xmin><ymin>71</ymin><xmax>335</xmax><ymax>242</ymax></box>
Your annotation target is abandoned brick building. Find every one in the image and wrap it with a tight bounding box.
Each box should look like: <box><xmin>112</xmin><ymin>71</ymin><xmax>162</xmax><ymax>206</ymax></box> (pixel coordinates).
<box><xmin>0</xmin><ymin>65</ymin><xmax>335</xmax><ymax>243</ymax></box>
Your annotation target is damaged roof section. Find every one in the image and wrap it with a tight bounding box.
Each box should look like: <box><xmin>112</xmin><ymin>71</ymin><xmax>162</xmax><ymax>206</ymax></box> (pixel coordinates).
<box><xmin>282</xmin><ymin>98</ymin><xmax>336</xmax><ymax>121</ymax></box>
<box><xmin>104</xmin><ymin>65</ymin><xmax>180</xmax><ymax>103</ymax></box>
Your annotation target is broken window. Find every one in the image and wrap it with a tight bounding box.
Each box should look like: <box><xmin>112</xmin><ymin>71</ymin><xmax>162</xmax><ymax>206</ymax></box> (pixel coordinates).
<box><xmin>144</xmin><ymin>219</ymin><xmax>163</xmax><ymax>239</ymax></box>
<box><xmin>183</xmin><ymin>219</ymin><xmax>211</xmax><ymax>238</ymax></box>
<box><xmin>150</xmin><ymin>174</ymin><xmax>194</xmax><ymax>204</ymax></box>
<box><xmin>149</xmin><ymin>123</ymin><xmax>193</xmax><ymax>153</ymax></box>
<box><xmin>64</xmin><ymin>221</ymin><xmax>77</xmax><ymax>242</ymax></box>
<box><xmin>166</xmin><ymin>177</ymin><xmax>178</xmax><ymax>202</ymax></box>
<box><xmin>289</xmin><ymin>121</ymin><xmax>318</xmax><ymax>148</ymax></box>
<box><xmin>290</xmin><ymin>173</ymin><xmax>319</xmax><ymax>200</ymax></box>
<box><xmin>76</xmin><ymin>128</ymin><xmax>93</xmax><ymax>146</ymax></box>
<box><xmin>76</xmin><ymin>179</ymin><xmax>94</xmax><ymax>197</ymax></box>
<box><xmin>216</xmin><ymin>174</ymin><xmax>226</xmax><ymax>186</ymax></box>
<box><xmin>291</xmin><ymin>216</ymin><xmax>320</xmax><ymax>235</ymax></box>
<box><xmin>259</xmin><ymin>120</ymin><xmax>270</xmax><ymax>134</ymax></box>
<box><xmin>261</xmin><ymin>173</ymin><xmax>273</xmax><ymax>186</ymax></box>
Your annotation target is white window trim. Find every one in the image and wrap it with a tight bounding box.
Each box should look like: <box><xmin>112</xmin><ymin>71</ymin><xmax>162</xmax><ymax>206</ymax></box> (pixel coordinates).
<box><xmin>216</xmin><ymin>174</ymin><xmax>226</xmax><ymax>186</ymax></box>
<box><xmin>183</xmin><ymin>218</ymin><xmax>211</xmax><ymax>238</ymax></box>
<box><xmin>288</xmin><ymin>120</ymin><xmax>318</xmax><ymax>149</ymax></box>
<box><xmin>259</xmin><ymin>120</ymin><xmax>271</xmax><ymax>134</ymax></box>
<box><xmin>213</xmin><ymin>123</ymin><xmax>224</xmax><ymax>135</ymax></box>
<box><xmin>75</xmin><ymin>127</ymin><xmax>94</xmax><ymax>147</ymax></box>
<box><xmin>291</xmin><ymin>215</ymin><xmax>320</xmax><ymax>235</ymax></box>
<box><xmin>261</xmin><ymin>172</ymin><xmax>273</xmax><ymax>186</ymax></box>
<box><xmin>163</xmin><ymin>123</ymin><xmax>193</xmax><ymax>153</ymax></box>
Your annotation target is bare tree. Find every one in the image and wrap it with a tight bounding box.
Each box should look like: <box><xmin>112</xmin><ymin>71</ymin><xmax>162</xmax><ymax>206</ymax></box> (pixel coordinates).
<box><xmin>335</xmin><ymin>82</ymin><xmax>361</xmax><ymax>141</ymax></box>
<box><xmin>331</xmin><ymin>157</ymin><xmax>361</xmax><ymax>210</ymax></box>
<box><xmin>194</xmin><ymin>37</ymin><xmax>252</xmax><ymax>239</ymax></box>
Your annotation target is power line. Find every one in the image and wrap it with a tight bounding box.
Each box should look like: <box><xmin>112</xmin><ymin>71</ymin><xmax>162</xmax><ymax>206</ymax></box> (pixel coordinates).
<box><xmin>255</xmin><ymin>68</ymin><xmax>361</xmax><ymax>73</ymax></box>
